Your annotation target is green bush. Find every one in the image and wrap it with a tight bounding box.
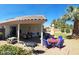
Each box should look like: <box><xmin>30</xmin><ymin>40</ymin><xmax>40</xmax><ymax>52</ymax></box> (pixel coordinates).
<box><xmin>0</xmin><ymin>44</ymin><xmax>33</xmax><ymax>55</ymax></box>
<box><xmin>61</xmin><ymin>29</ymin><xmax>65</xmax><ymax>33</ymax></box>
<box><xmin>66</xmin><ymin>35</ymin><xmax>73</xmax><ymax>39</ymax></box>
<box><xmin>66</xmin><ymin>28</ymin><xmax>70</xmax><ymax>33</ymax></box>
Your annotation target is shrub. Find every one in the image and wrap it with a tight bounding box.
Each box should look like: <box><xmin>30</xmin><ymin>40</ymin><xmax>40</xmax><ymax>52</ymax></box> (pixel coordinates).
<box><xmin>66</xmin><ymin>35</ymin><xmax>73</xmax><ymax>39</ymax></box>
<box><xmin>61</xmin><ymin>29</ymin><xmax>65</xmax><ymax>33</ymax></box>
<box><xmin>0</xmin><ymin>44</ymin><xmax>33</xmax><ymax>55</ymax></box>
<box><xmin>66</xmin><ymin>28</ymin><xmax>70</xmax><ymax>33</ymax></box>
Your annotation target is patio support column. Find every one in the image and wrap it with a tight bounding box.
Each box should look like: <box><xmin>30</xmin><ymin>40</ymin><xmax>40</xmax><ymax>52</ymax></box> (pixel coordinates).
<box><xmin>40</xmin><ymin>24</ymin><xmax>43</xmax><ymax>46</ymax></box>
<box><xmin>17</xmin><ymin>24</ymin><xmax>20</xmax><ymax>43</ymax></box>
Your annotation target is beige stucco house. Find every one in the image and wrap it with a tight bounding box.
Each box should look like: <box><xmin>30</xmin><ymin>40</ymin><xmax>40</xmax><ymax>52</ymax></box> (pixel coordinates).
<box><xmin>0</xmin><ymin>15</ymin><xmax>47</xmax><ymax>45</ymax></box>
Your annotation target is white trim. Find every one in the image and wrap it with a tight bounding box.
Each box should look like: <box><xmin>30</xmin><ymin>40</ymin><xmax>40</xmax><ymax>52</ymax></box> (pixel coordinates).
<box><xmin>40</xmin><ymin>24</ymin><xmax>43</xmax><ymax>46</ymax></box>
<box><xmin>17</xmin><ymin>24</ymin><xmax>20</xmax><ymax>42</ymax></box>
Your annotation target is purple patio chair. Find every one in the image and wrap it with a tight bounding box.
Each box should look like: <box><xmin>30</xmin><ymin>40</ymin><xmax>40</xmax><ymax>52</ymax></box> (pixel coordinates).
<box><xmin>43</xmin><ymin>39</ymin><xmax>52</xmax><ymax>48</ymax></box>
<box><xmin>55</xmin><ymin>36</ymin><xmax>64</xmax><ymax>48</ymax></box>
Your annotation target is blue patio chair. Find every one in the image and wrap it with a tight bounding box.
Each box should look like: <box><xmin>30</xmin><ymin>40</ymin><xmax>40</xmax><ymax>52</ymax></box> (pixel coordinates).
<box><xmin>43</xmin><ymin>39</ymin><xmax>52</xmax><ymax>48</ymax></box>
<box><xmin>55</xmin><ymin>36</ymin><xmax>64</xmax><ymax>48</ymax></box>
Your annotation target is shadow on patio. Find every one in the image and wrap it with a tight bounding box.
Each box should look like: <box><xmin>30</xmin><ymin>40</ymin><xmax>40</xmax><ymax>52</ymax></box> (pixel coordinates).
<box><xmin>20</xmin><ymin>37</ymin><xmax>41</xmax><ymax>43</ymax></box>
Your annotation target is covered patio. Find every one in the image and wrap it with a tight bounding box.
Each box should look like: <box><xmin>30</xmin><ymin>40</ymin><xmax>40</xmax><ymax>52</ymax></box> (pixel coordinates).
<box><xmin>0</xmin><ymin>15</ymin><xmax>47</xmax><ymax>45</ymax></box>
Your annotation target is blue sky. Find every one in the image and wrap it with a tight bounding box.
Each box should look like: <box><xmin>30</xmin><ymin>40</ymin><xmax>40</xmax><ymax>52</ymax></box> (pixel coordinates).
<box><xmin>0</xmin><ymin>4</ymin><xmax>79</xmax><ymax>26</ymax></box>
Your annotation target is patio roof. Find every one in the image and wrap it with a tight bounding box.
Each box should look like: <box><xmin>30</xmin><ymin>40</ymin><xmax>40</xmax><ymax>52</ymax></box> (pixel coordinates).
<box><xmin>0</xmin><ymin>15</ymin><xmax>47</xmax><ymax>26</ymax></box>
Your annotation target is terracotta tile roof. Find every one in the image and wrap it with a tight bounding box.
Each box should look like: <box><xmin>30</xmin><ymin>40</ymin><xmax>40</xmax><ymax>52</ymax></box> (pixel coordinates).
<box><xmin>0</xmin><ymin>15</ymin><xmax>47</xmax><ymax>25</ymax></box>
<box><xmin>0</xmin><ymin>15</ymin><xmax>47</xmax><ymax>23</ymax></box>
<box><xmin>16</xmin><ymin>15</ymin><xmax>46</xmax><ymax>20</ymax></box>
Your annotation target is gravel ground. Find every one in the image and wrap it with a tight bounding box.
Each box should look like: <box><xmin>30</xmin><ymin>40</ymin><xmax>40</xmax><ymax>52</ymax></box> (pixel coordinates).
<box><xmin>0</xmin><ymin>39</ymin><xmax>79</xmax><ymax>55</ymax></box>
<box><xmin>34</xmin><ymin>39</ymin><xmax>79</xmax><ymax>55</ymax></box>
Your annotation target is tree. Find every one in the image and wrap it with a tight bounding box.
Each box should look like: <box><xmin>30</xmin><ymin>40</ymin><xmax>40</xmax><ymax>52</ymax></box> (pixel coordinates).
<box><xmin>51</xmin><ymin>19</ymin><xmax>60</xmax><ymax>28</ymax></box>
<box><xmin>51</xmin><ymin>18</ymin><xmax>67</xmax><ymax>32</ymax></box>
<box><xmin>61</xmin><ymin>6</ymin><xmax>79</xmax><ymax>36</ymax></box>
<box><xmin>69</xmin><ymin>24</ymin><xmax>73</xmax><ymax>29</ymax></box>
<box><xmin>51</xmin><ymin>15</ymin><xmax>73</xmax><ymax>33</ymax></box>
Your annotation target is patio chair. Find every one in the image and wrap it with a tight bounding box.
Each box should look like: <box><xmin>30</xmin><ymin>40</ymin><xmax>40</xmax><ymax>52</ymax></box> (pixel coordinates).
<box><xmin>43</xmin><ymin>39</ymin><xmax>52</xmax><ymax>48</ymax></box>
<box><xmin>55</xmin><ymin>36</ymin><xmax>64</xmax><ymax>48</ymax></box>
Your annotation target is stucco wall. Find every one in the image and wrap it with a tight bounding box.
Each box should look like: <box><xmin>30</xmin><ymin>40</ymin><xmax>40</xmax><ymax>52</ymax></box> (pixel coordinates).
<box><xmin>4</xmin><ymin>25</ymin><xmax>11</xmax><ymax>38</ymax></box>
<box><xmin>20</xmin><ymin>24</ymin><xmax>41</xmax><ymax>34</ymax></box>
<box><xmin>4</xmin><ymin>24</ymin><xmax>41</xmax><ymax>38</ymax></box>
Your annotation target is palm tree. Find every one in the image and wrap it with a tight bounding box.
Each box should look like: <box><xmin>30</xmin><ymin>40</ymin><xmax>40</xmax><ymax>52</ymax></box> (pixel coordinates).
<box><xmin>61</xmin><ymin>6</ymin><xmax>79</xmax><ymax>36</ymax></box>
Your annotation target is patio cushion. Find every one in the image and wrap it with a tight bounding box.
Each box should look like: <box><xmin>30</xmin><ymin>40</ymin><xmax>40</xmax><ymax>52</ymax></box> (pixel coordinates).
<box><xmin>48</xmin><ymin>38</ymin><xmax>58</xmax><ymax>44</ymax></box>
